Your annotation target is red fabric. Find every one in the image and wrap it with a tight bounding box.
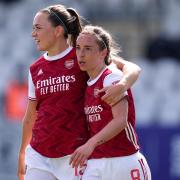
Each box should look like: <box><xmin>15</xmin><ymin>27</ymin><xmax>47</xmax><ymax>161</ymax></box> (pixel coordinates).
<box><xmin>30</xmin><ymin>48</ymin><xmax>89</xmax><ymax>158</ymax></box>
<box><xmin>85</xmin><ymin>68</ymin><xmax>139</xmax><ymax>158</ymax></box>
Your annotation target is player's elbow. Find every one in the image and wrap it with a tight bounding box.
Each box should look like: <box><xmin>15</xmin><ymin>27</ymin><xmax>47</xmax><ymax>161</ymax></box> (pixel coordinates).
<box><xmin>135</xmin><ymin>64</ymin><xmax>141</xmax><ymax>77</ymax></box>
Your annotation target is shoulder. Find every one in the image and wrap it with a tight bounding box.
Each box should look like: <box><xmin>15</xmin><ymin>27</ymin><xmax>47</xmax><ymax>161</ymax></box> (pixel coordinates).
<box><xmin>103</xmin><ymin>65</ymin><xmax>123</xmax><ymax>87</ymax></box>
<box><xmin>30</xmin><ymin>55</ymin><xmax>44</xmax><ymax>69</ymax></box>
<box><xmin>29</xmin><ymin>55</ymin><xmax>45</xmax><ymax>77</ymax></box>
<box><xmin>65</xmin><ymin>47</ymin><xmax>76</xmax><ymax>59</ymax></box>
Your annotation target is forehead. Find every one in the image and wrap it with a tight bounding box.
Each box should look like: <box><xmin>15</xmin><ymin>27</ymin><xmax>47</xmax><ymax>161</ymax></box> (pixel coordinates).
<box><xmin>33</xmin><ymin>12</ymin><xmax>50</xmax><ymax>25</ymax></box>
<box><xmin>77</xmin><ymin>33</ymin><xmax>97</xmax><ymax>45</ymax></box>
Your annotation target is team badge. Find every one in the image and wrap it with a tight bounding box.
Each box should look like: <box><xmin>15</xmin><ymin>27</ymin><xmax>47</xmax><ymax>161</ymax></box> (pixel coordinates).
<box><xmin>64</xmin><ymin>59</ymin><xmax>74</xmax><ymax>69</ymax></box>
<box><xmin>94</xmin><ymin>87</ymin><xmax>100</xmax><ymax>98</ymax></box>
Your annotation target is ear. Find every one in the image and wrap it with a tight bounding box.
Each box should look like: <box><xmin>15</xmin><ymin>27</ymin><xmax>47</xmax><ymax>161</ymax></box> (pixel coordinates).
<box><xmin>100</xmin><ymin>48</ymin><xmax>108</xmax><ymax>59</ymax></box>
<box><xmin>54</xmin><ymin>25</ymin><xmax>64</xmax><ymax>37</ymax></box>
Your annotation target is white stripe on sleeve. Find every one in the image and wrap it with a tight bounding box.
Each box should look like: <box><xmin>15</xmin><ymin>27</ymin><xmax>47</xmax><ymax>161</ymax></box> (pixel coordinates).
<box><xmin>28</xmin><ymin>70</ymin><xmax>36</xmax><ymax>100</ymax></box>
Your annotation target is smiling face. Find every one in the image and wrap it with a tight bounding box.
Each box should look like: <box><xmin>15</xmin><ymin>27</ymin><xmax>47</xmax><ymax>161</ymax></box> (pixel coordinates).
<box><xmin>31</xmin><ymin>12</ymin><xmax>58</xmax><ymax>52</ymax></box>
<box><xmin>76</xmin><ymin>33</ymin><xmax>107</xmax><ymax>77</ymax></box>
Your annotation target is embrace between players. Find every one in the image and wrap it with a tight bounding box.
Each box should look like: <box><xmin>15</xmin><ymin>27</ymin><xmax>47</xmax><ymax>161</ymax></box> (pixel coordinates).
<box><xmin>18</xmin><ymin>4</ymin><xmax>151</xmax><ymax>180</ymax></box>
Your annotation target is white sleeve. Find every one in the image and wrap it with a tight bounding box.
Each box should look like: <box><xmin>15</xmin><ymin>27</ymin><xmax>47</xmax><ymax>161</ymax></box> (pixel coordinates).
<box><xmin>103</xmin><ymin>68</ymin><xmax>128</xmax><ymax>96</ymax></box>
<box><xmin>103</xmin><ymin>67</ymin><xmax>123</xmax><ymax>87</ymax></box>
<box><xmin>28</xmin><ymin>70</ymin><xmax>36</xmax><ymax>100</ymax></box>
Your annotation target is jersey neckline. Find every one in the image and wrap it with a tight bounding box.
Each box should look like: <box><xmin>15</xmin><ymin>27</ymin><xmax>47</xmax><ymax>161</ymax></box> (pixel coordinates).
<box><xmin>87</xmin><ymin>67</ymin><xmax>107</xmax><ymax>86</ymax></box>
<box><xmin>43</xmin><ymin>47</ymin><xmax>73</xmax><ymax>61</ymax></box>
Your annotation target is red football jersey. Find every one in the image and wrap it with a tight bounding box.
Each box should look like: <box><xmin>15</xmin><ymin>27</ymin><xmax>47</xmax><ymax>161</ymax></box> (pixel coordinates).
<box><xmin>84</xmin><ymin>68</ymin><xmax>139</xmax><ymax>159</ymax></box>
<box><xmin>29</xmin><ymin>48</ymin><xmax>89</xmax><ymax>158</ymax></box>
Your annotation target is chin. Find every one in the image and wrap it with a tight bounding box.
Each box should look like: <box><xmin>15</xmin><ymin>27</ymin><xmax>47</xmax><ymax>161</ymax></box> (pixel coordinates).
<box><xmin>79</xmin><ymin>66</ymin><xmax>87</xmax><ymax>71</ymax></box>
<box><xmin>37</xmin><ymin>46</ymin><xmax>42</xmax><ymax>51</ymax></box>
<box><xmin>36</xmin><ymin>44</ymin><xmax>45</xmax><ymax>51</ymax></box>
<box><xmin>37</xmin><ymin>47</ymin><xmax>46</xmax><ymax>52</ymax></box>
<box><xmin>80</xmin><ymin>68</ymin><xmax>87</xmax><ymax>72</ymax></box>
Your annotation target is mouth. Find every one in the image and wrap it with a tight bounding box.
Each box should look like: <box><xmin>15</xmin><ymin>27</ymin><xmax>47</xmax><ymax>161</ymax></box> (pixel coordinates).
<box><xmin>78</xmin><ymin>60</ymin><xmax>86</xmax><ymax>70</ymax></box>
<box><xmin>35</xmin><ymin>39</ymin><xmax>40</xmax><ymax>44</ymax></box>
<box><xmin>78</xmin><ymin>61</ymin><xmax>85</xmax><ymax>65</ymax></box>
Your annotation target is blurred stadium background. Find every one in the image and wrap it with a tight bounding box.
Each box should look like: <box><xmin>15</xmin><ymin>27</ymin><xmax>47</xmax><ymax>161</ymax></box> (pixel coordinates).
<box><xmin>0</xmin><ymin>0</ymin><xmax>180</xmax><ymax>179</ymax></box>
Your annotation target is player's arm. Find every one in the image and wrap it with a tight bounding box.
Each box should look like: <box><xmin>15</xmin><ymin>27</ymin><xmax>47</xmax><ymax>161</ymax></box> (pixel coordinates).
<box><xmin>18</xmin><ymin>70</ymin><xmax>37</xmax><ymax>179</ymax></box>
<box><xmin>100</xmin><ymin>58</ymin><xmax>141</xmax><ymax>106</ymax></box>
<box><xmin>86</xmin><ymin>96</ymin><xmax>128</xmax><ymax>145</ymax></box>
<box><xmin>70</xmin><ymin>97</ymin><xmax>128</xmax><ymax>168</ymax></box>
<box><xmin>18</xmin><ymin>100</ymin><xmax>37</xmax><ymax>179</ymax></box>
<box><xmin>19</xmin><ymin>100</ymin><xmax>37</xmax><ymax>155</ymax></box>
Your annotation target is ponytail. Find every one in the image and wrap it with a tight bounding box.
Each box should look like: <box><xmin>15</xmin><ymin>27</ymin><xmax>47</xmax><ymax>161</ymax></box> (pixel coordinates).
<box><xmin>67</xmin><ymin>8</ymin><xmax>83</xmax><ymax>47</ymax></box>
<box><xmin>41</xmin><ymin>5</ymin><xmax>84</xmax><ymax>47</ymax></box>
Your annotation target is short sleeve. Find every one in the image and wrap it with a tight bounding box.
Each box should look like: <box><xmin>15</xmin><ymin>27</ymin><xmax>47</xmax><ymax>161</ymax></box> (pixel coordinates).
<box><xmin>28</xmin><ymin>70</ymin><xmax>36</xmax><ymax>100</ymax></box>
<box><xmin>103</xmin><ymin>67</ymin><xmax>128</xmax><ymax>96</ymax></box>
<box><xmin>103</xmin><ymin>67</ymin><xmax>123</xmax><ymax>87</ymax></box>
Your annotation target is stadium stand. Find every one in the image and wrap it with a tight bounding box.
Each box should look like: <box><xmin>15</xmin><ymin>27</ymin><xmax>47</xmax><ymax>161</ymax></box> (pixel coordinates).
<box><xmin>0</xmin><ymin>0</ymin><xmax>179</xmax><ymax>179</ymax></box>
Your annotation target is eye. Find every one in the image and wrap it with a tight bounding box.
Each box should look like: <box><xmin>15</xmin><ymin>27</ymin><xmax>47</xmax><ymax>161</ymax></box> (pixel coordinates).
<box><xmin>85</xmin><ymin>47</ymin><xmax>91</xmax><ymax>51</ymax></box>
<box><xmin>32</xmin><ymin>26</ymin><xmax>42</xmax><ymax>31</ymax></box>
<box><xmin>36</xmin><ymin>26</ymin><xmax>42</xmax><ymax>30</ymax></box>
<box><xmin>76</xmin><ymin>46</ymin><xmax>80</xmax><ymax>50</ymax></box>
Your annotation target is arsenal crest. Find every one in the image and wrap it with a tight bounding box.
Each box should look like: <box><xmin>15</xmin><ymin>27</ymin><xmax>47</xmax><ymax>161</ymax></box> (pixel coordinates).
<box><xmin>94</xmin><ymin>87</ymin><xmax>100</xmax><ymax>98</ymax></box>
<box><xmin>64</xmin><ymin>59</ymin><xmax>74</xmax><ymax>69</ymax></box>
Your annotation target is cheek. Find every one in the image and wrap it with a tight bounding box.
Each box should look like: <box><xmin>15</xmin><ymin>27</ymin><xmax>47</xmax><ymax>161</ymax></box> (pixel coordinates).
<box><xmin>40</xmin><ymin>27</ymin><xmax>55</xmax><ymax>39</ymax></box>
<box><xmin>87</xmin><ymin>53</ymin><xmax>99</xmax><ymax>63</ymax></box>
<box><xmin>90</xmin><ymin>55</ymin><xmax>103</xmax><ymax>68</ymax></box>
<box><xmin>42</xmin><ymin>32</ymin><xmax>55</xmax><ymax>46</ymax></box>
<box><xmin>76</xmin><ymin>50</ymin><xmax>80</xmax><ymax>58</ymax></box>
<box><xmin>46</xmin><ymin>36</ymin><xmax>56</xmax><ymax>45</ymax></box>
<box><xmin>86</xmin><ymin>57</ymin><xmax>98</xmax><ymax>68</ymax></box>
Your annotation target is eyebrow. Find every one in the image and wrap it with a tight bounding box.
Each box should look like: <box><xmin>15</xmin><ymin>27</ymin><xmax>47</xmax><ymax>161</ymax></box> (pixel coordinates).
<box><xmin>33</xmin><ymin>24</ymin><xmax>43</xmax><ymax>27</ymax></box>
<box><xmin>85</xmin><ymin>45</ymin><xmax>93</xmax><ymax>48</ymax></box>
<box><xmin>76</xmin><ymin>44</ymin><xmax>93</xmax><ymax>48</ymax></box>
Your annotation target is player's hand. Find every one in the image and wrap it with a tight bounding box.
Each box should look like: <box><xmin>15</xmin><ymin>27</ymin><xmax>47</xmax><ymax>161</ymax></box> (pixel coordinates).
<box><xmin>17</xmin><ymin>152</ymin><xmax>26</xmax><ymax>180</ymax></box>
<box><xmin>70</xmin><ymin>142</ymin><xmax>95</xmax><ymax>168</ymax></box>
<box><xmin>99</xmin><ymin>83</ymin><xmax>126</xmax><ymax>106</ymax></box>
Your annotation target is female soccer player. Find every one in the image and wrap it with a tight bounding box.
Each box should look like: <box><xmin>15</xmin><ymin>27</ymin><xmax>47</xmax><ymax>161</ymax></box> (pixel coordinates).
<box><xmin>18</xmin><ymin>4</ymin><xmax>141</xmax><ymax>180</ymax></box>
<box><xmin>70</xmin><ymin>25</ymin><xmax>151</xmax><ymax>180</ymax></box>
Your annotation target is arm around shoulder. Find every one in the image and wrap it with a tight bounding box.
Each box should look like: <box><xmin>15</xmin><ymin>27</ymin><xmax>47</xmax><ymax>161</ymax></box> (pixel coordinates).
<box><xmin>113</xmin><ymin>57</ymin><xmax>141</xmax><ymax>89</ymax></box>
<box><xmin>101</xmin><ymin>58</ymin><xmax>141</xmax><ymax>106</ymax></box>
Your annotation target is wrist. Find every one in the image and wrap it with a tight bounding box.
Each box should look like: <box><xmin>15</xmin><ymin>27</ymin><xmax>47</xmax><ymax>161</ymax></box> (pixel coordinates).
<box><xmin>87</xmin><ymin>137</ymin><xmax>105</xmax><ymax>148</ymax></box>
<box><xmin>117</xmin><ymin>79</ymin><xmax>127</xmax><ymax>92</ymax></box>
<box><xmin>19</xmin><ymin>148</ymin><xmax>26</xmax><ymax>155</ymax></box>
<box><xmin>87</xmin><ymin>138</ymin><xmax>96</xmax><ymax>146</ymax></box>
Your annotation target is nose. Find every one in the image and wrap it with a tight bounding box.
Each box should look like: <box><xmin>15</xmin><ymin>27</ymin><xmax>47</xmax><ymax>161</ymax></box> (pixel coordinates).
<box><xmin>79</xmin><ymin>49</ymin><xmax>85</xmax><ymax>57</ymax></box>
<box><xmin>31</xmin><ymin>29</ymin><xmax>36</xmax><ymax>37</ymax></box>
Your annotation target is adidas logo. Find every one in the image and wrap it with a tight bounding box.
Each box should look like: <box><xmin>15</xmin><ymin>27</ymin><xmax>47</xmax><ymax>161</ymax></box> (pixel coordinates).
<box><xmin>38</xmin><ymin>69</ymin><xmax>43</xmax><ymax>75</ymax></box>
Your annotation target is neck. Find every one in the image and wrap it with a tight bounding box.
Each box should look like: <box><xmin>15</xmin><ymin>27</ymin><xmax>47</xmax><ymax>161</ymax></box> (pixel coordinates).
<box><xmin>48</xmin><ymin>39</ymin><xmax>69</xmax><ymax>56</ymax></box>
<box><xmin>88</xmin><ymin>64</ymin><xmax>106</xmax><ymax>80</ymax></box>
